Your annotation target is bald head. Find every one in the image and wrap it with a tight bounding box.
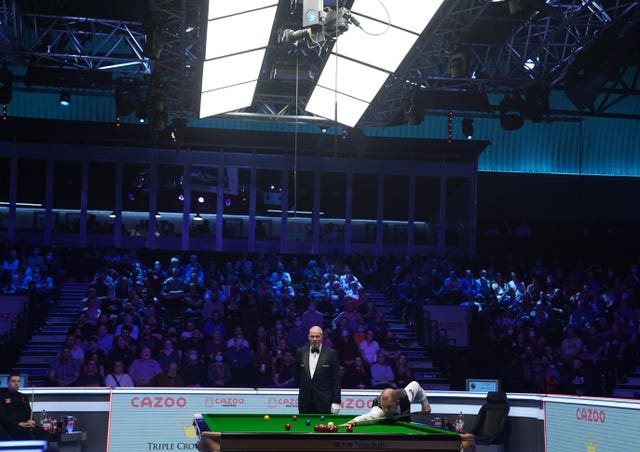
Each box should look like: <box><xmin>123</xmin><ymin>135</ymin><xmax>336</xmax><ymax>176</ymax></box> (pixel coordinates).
<box><xmin>379</xmin><ymin>388</ymin><xmax>402</xmax><ymax>417</ymax></box>
<box><xmin>308</xmin><ymin>325</ymin><xmax>323</xmax><ymax>348</ymax></box>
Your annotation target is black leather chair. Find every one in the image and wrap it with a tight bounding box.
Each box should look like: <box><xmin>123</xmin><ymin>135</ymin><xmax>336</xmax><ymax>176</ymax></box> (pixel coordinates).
<box><xmin>469</xmin><ymin>391</ymin><xmax>510</xmax><ymax>452</ymax></box>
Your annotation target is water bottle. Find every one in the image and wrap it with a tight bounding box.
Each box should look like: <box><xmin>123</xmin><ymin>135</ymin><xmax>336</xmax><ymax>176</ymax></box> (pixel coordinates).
<box><xmin>40</xmin><ymin>409</ymin><xmax>47</xmax><ymax>424</ymax></box>
<box><xmin>41</xmin><ymin>410</ymin><xmax>52</xmax><ymax>432</ymax></box>
<box><xmin>455</xmin><ymin>411</ymin><xmax>465</xmax><ymax>432</ymax></box>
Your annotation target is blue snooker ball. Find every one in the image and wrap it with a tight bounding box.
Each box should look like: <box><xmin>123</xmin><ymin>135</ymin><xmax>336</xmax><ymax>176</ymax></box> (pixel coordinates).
<box><xmin>305</xmin><ymin>419</ymin><xmax>311</xmax><ymax>426</ymax></box>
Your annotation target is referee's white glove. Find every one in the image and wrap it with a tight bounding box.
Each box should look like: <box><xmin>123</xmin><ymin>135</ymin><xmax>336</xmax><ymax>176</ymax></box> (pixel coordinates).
<box><xmin>330</xmin><ymin>403</ymin><xmax>341</xmax><ymax>414</ymax></box>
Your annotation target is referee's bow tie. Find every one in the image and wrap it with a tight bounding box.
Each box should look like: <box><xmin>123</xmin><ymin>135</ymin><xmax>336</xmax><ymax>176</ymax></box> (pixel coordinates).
<box><xmin>311</xmin><ymin>347</ymin><xmax>319</xmax><ymax>354</ymax></box>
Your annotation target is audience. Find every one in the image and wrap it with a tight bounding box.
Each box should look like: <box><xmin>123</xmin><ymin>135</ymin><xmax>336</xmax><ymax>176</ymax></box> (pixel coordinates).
<box><xmin>2</xmin><ymin>244</ymin><xmax>637</xmax><ymax>398</ymax></box>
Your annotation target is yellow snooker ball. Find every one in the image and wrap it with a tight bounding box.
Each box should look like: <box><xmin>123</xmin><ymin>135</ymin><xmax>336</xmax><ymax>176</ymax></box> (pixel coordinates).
<box><xmin>327</xmin><ymin>421</ymin><xmax>334</xmax><ymax>427</ymax></box>
<box><xmin>264</xmin><ymin>415</ymin><xmax>270</xmax><ymax>421</ymax></box>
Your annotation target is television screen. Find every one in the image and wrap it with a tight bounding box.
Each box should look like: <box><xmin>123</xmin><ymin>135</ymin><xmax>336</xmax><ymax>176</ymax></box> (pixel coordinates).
<box><xmin>466</xmin><ymin>379</ymin><xmax>500</xmax><ymax>392</ymax></box>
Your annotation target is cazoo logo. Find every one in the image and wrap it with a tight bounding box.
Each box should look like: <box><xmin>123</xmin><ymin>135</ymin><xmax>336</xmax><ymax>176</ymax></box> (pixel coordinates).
<box><xmin>205</xmin><ymin>397</ymin><xmax>245</xmax><ymax>408</ymax></box>
<box><xmin>341</xmin><ymin>398</ymin><xmax>373</xmax><ymax>410</ymax></box>
<box><xmin>268</xmin><ymin>397</ymin><xmax>298</xmax><ymax>408</ymax></box>
<box><xmin>130</xmin><ymin>396</ymin><xmax>188</xmax><ymax>408</ymax></box>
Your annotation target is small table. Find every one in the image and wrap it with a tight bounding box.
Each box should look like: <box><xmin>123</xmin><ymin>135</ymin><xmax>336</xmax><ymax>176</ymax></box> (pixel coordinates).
<box><xmin>49</xmin><ymin>431</ymin><xmax>87</xmax><ymax>452</ymax></box>
<box><xmin>193</xmin><ymin>413</ymin><xmax>475</xmax><ymax>452</ymax></box>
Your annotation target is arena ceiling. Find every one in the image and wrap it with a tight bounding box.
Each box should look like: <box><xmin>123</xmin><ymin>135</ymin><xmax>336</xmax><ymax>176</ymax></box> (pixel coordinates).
<box><xmin>0</xmin><ymin>0</ymin><xmax>638</xmax><ymax>135</ymax></box>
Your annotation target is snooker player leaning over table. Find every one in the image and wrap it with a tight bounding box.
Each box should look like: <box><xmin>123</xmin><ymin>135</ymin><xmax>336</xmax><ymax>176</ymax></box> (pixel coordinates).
<box><xmin>340</xmin><ymin>380</ymin><xmax>431</xmax><ymax>426</ymax></box>
<box><xmin>340</xmin><ymin>380</ymin><xmax>476</xmax><ymax>452</ymax></box>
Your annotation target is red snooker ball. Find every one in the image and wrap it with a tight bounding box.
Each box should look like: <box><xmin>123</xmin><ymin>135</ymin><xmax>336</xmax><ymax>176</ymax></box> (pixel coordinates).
<box><xmin>313</xmin><ymin>425</ymin><xmax>319</xmax><ymax>432</ymax></box>
<box><xmin>346</xmin><ymin>425</ymin><xmax>353</xmax><ymax>433</ymax></box>
<box><xmin>285</xmin><ymin>423</ymin><xmax>291</xmax><ymax>430</ymax></box>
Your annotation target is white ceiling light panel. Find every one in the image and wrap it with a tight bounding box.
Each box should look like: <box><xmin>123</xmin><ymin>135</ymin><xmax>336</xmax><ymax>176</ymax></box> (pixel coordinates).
<box><xmin>199</xmin><ymin>2</ymin><xmax>277</xmax><ymax>118</ymax></box>
<box><xmin>305</xmin><ymin>0</ymin><xmax>445</xmax><ymax>126</ymax></box>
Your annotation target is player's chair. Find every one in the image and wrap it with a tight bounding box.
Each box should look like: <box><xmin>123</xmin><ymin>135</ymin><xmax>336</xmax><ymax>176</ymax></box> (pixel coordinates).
<box><xmin>469</xmin><ymin>391</ymin><xmax>510</xmax><ymax>452</ymax></box>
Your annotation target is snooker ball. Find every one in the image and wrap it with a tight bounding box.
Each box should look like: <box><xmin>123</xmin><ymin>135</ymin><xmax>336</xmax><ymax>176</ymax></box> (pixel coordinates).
<box><xmin>327</xmin><ymin>421</ymin><xmax>334</xmax><ymax>427</ymax></box>
<box><xmin>285</xmin><ymin>423</ymin><xmax>291</xmax><ymax>430</ymax></box>
<box><xmin>346</xmin><ymin>425</ymin><xmax>353</xmax><ymax>433</ymax></box>
<box><xmin>320</xmin><ymin>415</ymin><xmax>325</xmax><ymax>421</ymax></box>
<box><xmin>292</xmin><ymin>415</ymin><xmax>298</xmax><ymax>421</ymax></box>
<box><xmin>264</xmin><ymin>415</ymin><xmax>270</xmax><ymax>421</ymax></box>
<box><xmin>305</xmin><ymin>419</ymin><xmax>311</xmax><ymax>426</ymax></box>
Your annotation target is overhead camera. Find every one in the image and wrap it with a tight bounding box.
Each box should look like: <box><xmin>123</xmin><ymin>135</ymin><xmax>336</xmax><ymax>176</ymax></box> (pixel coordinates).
<box><xmin>279</xmin><ymin>6</ymin><xmax>353</xmax><ymax>46</ymax></box>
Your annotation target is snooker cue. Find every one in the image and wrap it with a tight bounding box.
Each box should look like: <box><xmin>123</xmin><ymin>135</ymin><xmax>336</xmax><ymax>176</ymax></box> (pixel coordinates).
<box><xmin>30</xmin><ymin>386</ymin><xmax>34</xmax><ymax>420</ymax></box>
<box><xmin>350</xmin><ymin>410</ymin><xmax>426</xmax><ymax>426</ymax></box>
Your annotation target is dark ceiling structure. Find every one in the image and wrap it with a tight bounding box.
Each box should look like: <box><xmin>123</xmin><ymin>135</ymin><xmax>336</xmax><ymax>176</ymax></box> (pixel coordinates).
<box><xmin>0</xmin><ymin>0</ymin><xmax>638</xmax><ymax>132</ymax></box>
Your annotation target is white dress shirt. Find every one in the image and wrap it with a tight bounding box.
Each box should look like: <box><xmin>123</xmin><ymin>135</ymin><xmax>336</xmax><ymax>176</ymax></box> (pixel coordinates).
<box><xmin>309</xmin><ymin>345</ymin><xmax>321</xmax><ymax>378</ymax></box>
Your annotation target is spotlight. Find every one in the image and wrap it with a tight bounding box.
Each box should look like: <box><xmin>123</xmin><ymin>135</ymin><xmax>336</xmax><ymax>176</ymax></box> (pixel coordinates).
<box><xmin>169</xmin><ymin>118</ymin><xmax>187</xmax><ymax>151</ymax></box>
<box><xmin>115</xmin><ymin>82</ymin><xmax>140</xmax><ymax>116</ymax></box>
<box><xmin>147</xmin><ymin>82</ymin><xmax>167</xmax><ymax>130</ymax></box>
<box><xmin>59</xmin><ymin>91</ymin><xmax>71</xmax><ymax>107</ymax></box>
<box><xmin>448</xmin><ymin>51</ymin><xmax>469</xmax><ymax>78</ymax></box>
<box><xmin>178</xmin><ymin>194</ymin><xmax>185</xmax><ymax>201</ymax></box>
<box><xmin>524</xmin><ymin>85</ymin><xmax>549</xmax><ymax>122</ymax></box>
<box><xmin>499</xmin><ymin>94</ymin><xmax>525</xmax><ymax>131</ymax></box>
<box><xmin>404</xmin><ymin>91</ymin><xmax>425</xmax><ymax>125</ymax></box>
<box><xmin>0</xmin><ymin>66</ymin><xmax>13</xmax><ymax>104</ymax></box>
<box><xmin>143</xmin><ymin>21</ymin><xmax>161</xmax><ymax>60</ymax></box>
<box><xmin>404</xmin><ymin>102</ymin><xmax>424</xmax><ymax>125</ymax></box>
<box><xmin>197</xmin><ymin>196</ymin><xmax>205</xmax><ymax>204</ymax></box>
<box><xmin>462</xmin><ymin>118</ymin><xmax>474</xmax><ymax>139</ymax></box>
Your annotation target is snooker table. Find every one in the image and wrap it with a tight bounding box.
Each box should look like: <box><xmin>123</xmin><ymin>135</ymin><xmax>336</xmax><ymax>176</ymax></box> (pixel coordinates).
<box><xmin>193</xmin><ymin>413</ymin><xmax>476</xmax><ymax>452</ymax></box>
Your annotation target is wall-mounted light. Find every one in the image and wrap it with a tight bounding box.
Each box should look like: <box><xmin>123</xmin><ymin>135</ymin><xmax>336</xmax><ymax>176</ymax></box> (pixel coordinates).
<box><xmin>499</xmin><ymin>94</ymin><xmax>525</xmax><ymax>131</ymax></box>
<box><xmin>193</xmin><ymin>213</ymin><xmax>203</xmax><ymax>221</ymax></box>
<box><xmin>462</xmin><ymin>117</ymin><xmax>474</xmax><ymax>139</ymax></box>
<box><xmin>108</xmin><ymin>211</ymin><xmax>117</xmax><ymax>219</ymax></box>
<box><xmin>59</xmin><ymin>91</ymin><xmax>71</xmax><ymax>107</ymax></box>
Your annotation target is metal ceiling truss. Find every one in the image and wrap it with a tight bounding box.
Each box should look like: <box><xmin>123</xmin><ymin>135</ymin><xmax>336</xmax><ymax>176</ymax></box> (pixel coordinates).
<box><xmin>360</xmin><ymin>0</ymin><xmax>640</xmax><ymax>126</ymax></box>
<box><xmin>150</xmin><ymin>0</ymin><xmax>202</xmax><ymax>119</ymax></box>
<box><xmin>0</xmin><ymin>0</ymin><xmax>638</xmax><ymax>127</ymax></box>
<box><xmin>13</xmin><ymin>12</ymin><xmax>151</xmax><ymax>74</ymax></box>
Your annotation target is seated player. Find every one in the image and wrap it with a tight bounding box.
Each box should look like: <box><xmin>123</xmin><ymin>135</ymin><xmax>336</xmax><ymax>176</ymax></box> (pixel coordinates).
<box><xmin>341</xmin><ymin>380</ymin><xmax>431</xmax><ymax>426</ymax></box>
<box><xmin>0</xmin><ymin>372</ymin><xmax>49</xmax><ymax>441</ymax></box>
